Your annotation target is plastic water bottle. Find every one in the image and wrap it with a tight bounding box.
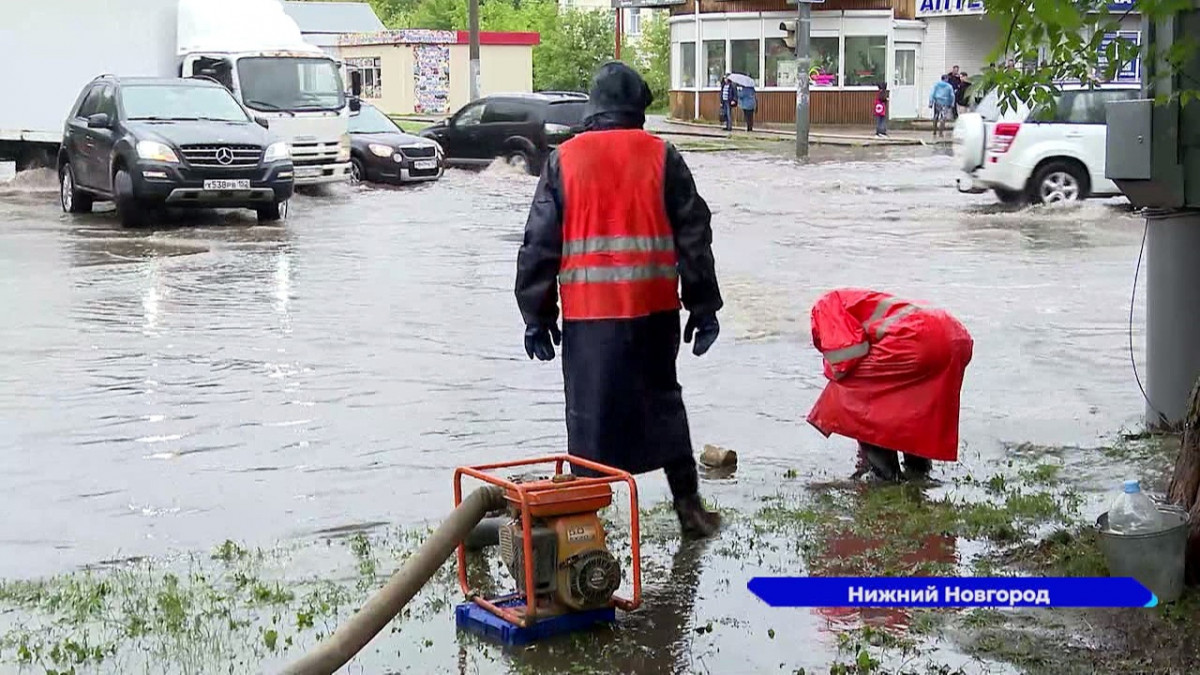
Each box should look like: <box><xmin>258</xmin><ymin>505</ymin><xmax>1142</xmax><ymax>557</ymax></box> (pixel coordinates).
<box><xmin>1107</xmin><ymin>480</ymin><xmax>1163</xmax><ymax>534</ymax></box>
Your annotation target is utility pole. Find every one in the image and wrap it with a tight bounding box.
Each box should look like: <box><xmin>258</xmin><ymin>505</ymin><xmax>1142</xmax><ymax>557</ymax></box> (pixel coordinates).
<box><xmin>794</xmin><ymin>1</ymin><xmax>811</xmax><ymax>159</ymax></box>
<box><xmin>1105</xmin><ymin>7</ymin><xmax>1200</xmax><ymax>428</ymax></box>
<box><xmin>615</xmin><ymin>7</ymin><xmax>622</xmax><ymax>60</ymax></box>
<box><xmin>469</xmin><ymin>0</ymin><xmax>480</xmax><ymax>101</ymax></box>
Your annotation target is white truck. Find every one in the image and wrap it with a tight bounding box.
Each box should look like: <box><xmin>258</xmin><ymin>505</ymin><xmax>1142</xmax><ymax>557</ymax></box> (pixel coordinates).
<box><xmin>0</xmin><ymin>0</ymin><xmax>359</xmax><ymax>186</ymax></box>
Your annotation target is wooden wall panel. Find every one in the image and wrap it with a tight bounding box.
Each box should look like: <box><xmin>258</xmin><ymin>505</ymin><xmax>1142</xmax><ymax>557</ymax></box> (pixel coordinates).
<box><xmin>670</xmin><ymin>89</ymin><xmax>879</xmax><ymax>125</ymax></box>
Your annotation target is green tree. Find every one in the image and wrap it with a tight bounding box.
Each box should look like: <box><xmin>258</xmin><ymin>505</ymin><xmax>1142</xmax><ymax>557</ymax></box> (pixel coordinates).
<box><xmin>636</xmin><ymin>11</ymin><xmax>671</xmax><ymax>111</ymax></box>
<box><xmin>974</xmin><ymin>0</ymin><xmax>1199</xmax><ymax>111</ymax></box>
<box><xmin>534</xmin><ymin>8</ymin><xmax>617</xmax><ymax>91</ymax></box>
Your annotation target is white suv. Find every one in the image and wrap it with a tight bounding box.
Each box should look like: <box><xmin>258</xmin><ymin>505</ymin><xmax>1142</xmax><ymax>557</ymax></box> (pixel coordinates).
<box><xmin>953</xmin><ymin>84</ymin><xmax>1141</xmax><ymax>205</ymax></box>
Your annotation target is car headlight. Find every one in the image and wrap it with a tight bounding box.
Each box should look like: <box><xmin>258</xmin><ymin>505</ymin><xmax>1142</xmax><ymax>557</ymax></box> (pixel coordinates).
<box><xmin>338</xmin><ymin>134</ymin><xmax>351</xmax><ymax>162</ymax></box>
<box><xmin>136</xmin><ymin>141</ymin><xmax>179</xmax><ymax>163</ymax></box>
<box><xmin>263</xmin><ymin>141</ymin><xmax>290</xmax><ymax>163</ymax></box>
<box><xmin>368</xmin><ymin>143</ymin><xmax>393</xmax><ymax>158</ymax></box>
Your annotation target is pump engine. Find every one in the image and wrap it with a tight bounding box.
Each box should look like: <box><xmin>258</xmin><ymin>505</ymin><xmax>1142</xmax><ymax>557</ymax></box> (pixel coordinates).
<box><xmin>496</xmin><ymin>474</ymin><xmax>622</xmax><ymax>615</ymax></box>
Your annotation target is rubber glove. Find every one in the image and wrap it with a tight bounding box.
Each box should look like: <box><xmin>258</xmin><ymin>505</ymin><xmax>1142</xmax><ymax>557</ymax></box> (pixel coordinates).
<box><xmin>524</xmin><ymin>323</ymin><xmax>561</xmax><ymax>361</ymax></box>
<box><xmin>683</xmin><ymin>312</ymin><xmax>719</xmax><ymax>356</ymax></box>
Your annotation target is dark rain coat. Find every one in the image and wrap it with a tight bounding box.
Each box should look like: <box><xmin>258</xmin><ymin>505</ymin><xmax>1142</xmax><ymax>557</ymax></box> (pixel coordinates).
<box><xmin>514</xmin><ymin>66</ymin><xmax>722</xmax><ymax>476</ymax></box>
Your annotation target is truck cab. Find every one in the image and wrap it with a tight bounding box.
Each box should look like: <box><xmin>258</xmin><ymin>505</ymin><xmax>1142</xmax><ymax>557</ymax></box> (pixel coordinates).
<box><xmin>176</xmin><ymin>0</ymin><xmax>358</xmax><ymax>187</ymax></box>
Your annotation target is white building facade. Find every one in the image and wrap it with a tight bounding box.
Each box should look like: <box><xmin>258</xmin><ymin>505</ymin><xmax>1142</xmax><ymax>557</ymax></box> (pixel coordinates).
<box><xmin>916</xmin><ymin>0</ymin><xmax>1142</xmax><ymax>119</ymax></box>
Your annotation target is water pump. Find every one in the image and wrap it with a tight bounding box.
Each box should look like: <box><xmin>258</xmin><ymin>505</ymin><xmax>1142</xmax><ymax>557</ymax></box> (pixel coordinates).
<box><xmin>453</xmin><ymin>455</ymin><xmax>643</xmax><ymax>642</ymax></box>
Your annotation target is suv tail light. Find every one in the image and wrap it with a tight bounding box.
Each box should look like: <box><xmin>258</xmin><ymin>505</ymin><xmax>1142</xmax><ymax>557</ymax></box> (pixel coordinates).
<box><xmin>989</xmin><ymin>122</ymin><xmax>1021</xmax><ymax>157</ymax></box>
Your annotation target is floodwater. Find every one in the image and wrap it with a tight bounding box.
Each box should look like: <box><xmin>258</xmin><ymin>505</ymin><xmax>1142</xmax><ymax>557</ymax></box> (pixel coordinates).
<box><xmin>0</xmin><ymin>145</ymin><xmax>1150</xmax><ymax>672</ymax></box>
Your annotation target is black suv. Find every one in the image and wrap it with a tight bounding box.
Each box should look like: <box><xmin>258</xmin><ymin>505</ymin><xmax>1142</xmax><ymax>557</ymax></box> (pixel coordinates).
<box><xmin>58</xmin><ymin>75</ymin><xmax>294</xmax><ymax>227</ymax></box>
<box><xmin>418</xmin><ymin>92</ymin><xmax>588</xmax><ymax>176</ymax></box>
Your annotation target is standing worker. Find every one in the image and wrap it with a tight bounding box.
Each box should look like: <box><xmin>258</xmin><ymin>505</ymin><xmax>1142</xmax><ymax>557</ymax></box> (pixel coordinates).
<box><xmin>805</xmin><ymin>289</ymin><xmax>973</xmax><ymax>482</ymax></box>
<box><xmin>515</xmin><ymin>61</ymin><xmax>724</xmax><ymax>539</ymax></box>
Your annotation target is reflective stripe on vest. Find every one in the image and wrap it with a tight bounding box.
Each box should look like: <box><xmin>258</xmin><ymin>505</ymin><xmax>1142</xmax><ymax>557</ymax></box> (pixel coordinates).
<box><xmin>556</xmin><ymin>130</ymin><xmax>682</xmax><ymax>320</ymax></box>
<box><xmin>820</xmin><ymin>296</ymin><xmax>922</xmax><ymax>374</ymax></box>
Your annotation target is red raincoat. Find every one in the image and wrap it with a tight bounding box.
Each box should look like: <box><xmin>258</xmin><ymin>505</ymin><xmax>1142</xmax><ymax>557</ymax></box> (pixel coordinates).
<box><xmin>806</xmin><ymin>289</ymin><xmax>973</xmax><ymax>462</ymax></box>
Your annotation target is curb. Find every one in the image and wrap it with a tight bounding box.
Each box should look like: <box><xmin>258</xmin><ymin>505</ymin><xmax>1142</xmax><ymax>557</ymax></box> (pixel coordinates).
<box><xmin>660</xmin><ymin>118</ymin><xmax>936</xmax><ymax>146</ymax></box>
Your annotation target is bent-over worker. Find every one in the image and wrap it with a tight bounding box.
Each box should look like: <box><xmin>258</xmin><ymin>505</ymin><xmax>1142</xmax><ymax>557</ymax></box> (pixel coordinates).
<box><xmin>515</xmin><ymin>61</ymin><xmax>724</xmax><ymax>539</ymax></box>
<box><xmin>805</xmin><ymin>289</ymin><xmax>974</xmax><ymax>482</ymax></box>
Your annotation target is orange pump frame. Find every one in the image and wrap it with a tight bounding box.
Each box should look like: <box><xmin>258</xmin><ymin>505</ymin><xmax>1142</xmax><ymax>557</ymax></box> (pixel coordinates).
<box><xmin>454</xmin><ymin>454</ymin><xmax>643</xmax><ymax>627</ymax></box>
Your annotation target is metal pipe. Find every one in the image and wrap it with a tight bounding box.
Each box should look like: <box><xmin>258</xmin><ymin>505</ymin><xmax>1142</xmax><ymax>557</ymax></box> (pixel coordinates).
<box><xmin>278</xmin><ymin>485</ymin><xmax>507</xmax><ymax>675</ymax></box>
<box><xmin>1145</xmin><ymin>209</ymin><xmax>1200</xmax><ymax>428</ymax></box>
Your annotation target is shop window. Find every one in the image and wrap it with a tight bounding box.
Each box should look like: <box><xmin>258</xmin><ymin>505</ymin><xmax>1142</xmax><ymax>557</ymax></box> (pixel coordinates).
<box><xmin>844</xmin><ymin>36</ymin><xmax>887</xmax><ymax>87</ymax></box>
<box><xmin>704</xmin><ymin>40</ymin><xmax>726</xmax><ymax>87</ymax></box>
<box><xmin>730</xmin><ymin>39</ymin><xmax>760</xmax><ymax>81</ymax></box>
<box><xmin>680</xmin><ymin>41</ymin><xmax>696</xmax><ymax>88</ymax></box>
<box><xmin>811</xmin><ymin>37</ymin><xmax>840</xmax><ymax>87</ymax></box>
<box><xmin>764</xmin><ymin>38</ymin><xmax>794</xmax><ymax>88</ymax></box>
<box><xmin>346</xmin><ymin>57</ymin><xmax>382</xmax><ymax>98</ymax></box>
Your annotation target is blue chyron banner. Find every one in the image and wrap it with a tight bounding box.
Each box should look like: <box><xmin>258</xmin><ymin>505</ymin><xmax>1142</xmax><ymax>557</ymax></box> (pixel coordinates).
<box><xmin>747</xmin><ymin>577</ymin><xmax>1158</xmax><ymax>608</ymax></box>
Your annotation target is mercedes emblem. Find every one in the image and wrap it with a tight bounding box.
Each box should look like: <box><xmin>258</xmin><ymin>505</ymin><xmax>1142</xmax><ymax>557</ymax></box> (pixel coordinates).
<box><xmin>215</xmin><ymin>147</ymin><xmax>234</xmax><ymax>165</ymax></box>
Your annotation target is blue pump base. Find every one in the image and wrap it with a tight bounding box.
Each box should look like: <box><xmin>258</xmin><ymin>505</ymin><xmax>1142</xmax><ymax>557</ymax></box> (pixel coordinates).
<box><xmin>454</xmin><ymin>596</ymin><xmax>616</xmax><ymax>646</ymax></box>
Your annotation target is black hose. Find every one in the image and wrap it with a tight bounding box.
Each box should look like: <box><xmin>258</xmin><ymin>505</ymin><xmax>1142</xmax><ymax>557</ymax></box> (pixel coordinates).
<box><xmin>278</xmin><ymin>484</ymin><xmax>507</xmax><ymax>675</ymax></box>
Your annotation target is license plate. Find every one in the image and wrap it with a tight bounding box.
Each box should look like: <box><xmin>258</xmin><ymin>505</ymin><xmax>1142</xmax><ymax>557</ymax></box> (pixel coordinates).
<box><xmin>296</xmin><ymin>167</ymin><xmax>321</xmax><ymax>178</ymax></box>
<box><xmin>414</xmin><ymin>160</ymin><xmax>437</xmax><ymax>170</ymax></box>
<box><xmin>203</xmin><ymin>179</ymin><xmax>250</xmax><ymax>190</ymax></box>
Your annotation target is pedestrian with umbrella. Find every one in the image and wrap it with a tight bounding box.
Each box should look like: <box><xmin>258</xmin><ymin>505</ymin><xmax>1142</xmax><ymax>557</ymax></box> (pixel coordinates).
<box><xmin>728</xmin><ymin>73</ymin><xmax>757</xmax><ymax>131</ymax></box>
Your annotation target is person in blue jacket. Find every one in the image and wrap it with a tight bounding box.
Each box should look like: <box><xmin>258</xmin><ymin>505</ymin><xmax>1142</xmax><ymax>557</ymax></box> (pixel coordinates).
<box><xmin>929</xmin><ymin>74</ymin><xmax>956</xmax><ymax>138</ymax></box>
<box><xmin>736</xmin><ymin>82</ymin><xmax>757</xmax><ymax>132</ymax></box>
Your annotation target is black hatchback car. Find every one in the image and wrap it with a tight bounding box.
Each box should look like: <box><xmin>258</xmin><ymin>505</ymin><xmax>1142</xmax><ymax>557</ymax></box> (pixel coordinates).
<box><xmin>418</xmin><ymin>92</ymin><xmax>588</xmax><ymax>176</ymax></box>
<box><xmin>348</xmin><ymin>102</ymin><xmax>444</xmax><ymax>185</ymax></box>
<box><xmin>58</xmin><ymin>75</ymin><xmax>294</xmax><ymax>228</ymax></box>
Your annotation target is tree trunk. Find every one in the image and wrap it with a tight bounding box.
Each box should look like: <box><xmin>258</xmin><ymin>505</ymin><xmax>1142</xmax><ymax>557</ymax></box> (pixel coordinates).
<box><xmin>1167</xmin><ymin>376</ymin><xmax>1200</xmax><ymax>585</ymax></box>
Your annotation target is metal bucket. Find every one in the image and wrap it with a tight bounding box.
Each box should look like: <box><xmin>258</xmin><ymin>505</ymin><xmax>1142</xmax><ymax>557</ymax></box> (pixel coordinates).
<box><xmin>1095</xmin><ymin>501</ymin><xmax>1191</xmax><ymax>604</ymax></box>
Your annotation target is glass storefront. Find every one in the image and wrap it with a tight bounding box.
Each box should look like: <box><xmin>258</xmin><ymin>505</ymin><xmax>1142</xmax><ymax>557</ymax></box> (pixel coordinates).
<box><xmin>680</xmin><ymin>41</ymin><xmax>696</xmax><ymax>88</ymax></box>
<box><xmin>730</xmin><ymin>39</ymin><xmax>760</xmax><ymax>81</ymax></box>
<box><xmin>704</xmin><ymin>40</ymin><xmax>726</xmax><ymax>87</ymax></box>
<box><xmin>674</xmin><ymin>30</ymin><xmax>888</xmax><ymax>90</ymax></box>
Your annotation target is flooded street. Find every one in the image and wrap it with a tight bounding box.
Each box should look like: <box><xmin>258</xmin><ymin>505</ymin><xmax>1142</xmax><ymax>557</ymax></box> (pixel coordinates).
<box><xmin>0</xmin><ymin>146</ymin><xmax>1151</xmax><ymax>673</ymax></box>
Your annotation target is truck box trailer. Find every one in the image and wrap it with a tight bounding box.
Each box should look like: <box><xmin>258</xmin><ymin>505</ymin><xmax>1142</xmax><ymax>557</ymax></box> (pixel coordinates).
<box><xmin>0</xmin><ymin>0</ymin><xmax>358</xmax><ymax>186</ymax></box>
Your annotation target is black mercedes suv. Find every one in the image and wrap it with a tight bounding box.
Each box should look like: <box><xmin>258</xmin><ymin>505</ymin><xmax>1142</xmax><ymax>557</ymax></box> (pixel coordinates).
<box><xmin>418</xmin><ymin>92</ymin><xmax>588</xmax><ymax>176</ymax></box>
<box><xmin>57</xmin><ymin>75</ymin><xmax>294</xmax><ymax>228</ymax></box>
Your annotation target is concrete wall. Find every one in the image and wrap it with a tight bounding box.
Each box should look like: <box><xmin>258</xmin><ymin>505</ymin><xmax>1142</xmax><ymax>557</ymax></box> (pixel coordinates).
<box><xmin>447</xmin><ymin>45</ymin><xmax>535</xmax><ymax>112</ymax></box>
<box><xmin>338</xmin><ymin>43</ymin><xmax>533</xmax><ymax>116</ymax></box>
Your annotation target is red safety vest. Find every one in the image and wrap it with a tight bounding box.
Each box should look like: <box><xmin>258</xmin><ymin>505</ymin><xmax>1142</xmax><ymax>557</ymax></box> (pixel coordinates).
<box><xmin>556</xmin><ymin>129</ymin><xmax>682</xmax><ymax>321</ymax></box>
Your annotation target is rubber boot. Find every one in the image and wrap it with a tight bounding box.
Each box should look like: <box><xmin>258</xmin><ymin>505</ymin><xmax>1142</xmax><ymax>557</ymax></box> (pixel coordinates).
<box><xmin>860</xmin><ymin>443</ymin><xmax>902</xmax><ymax>482</ymax></box>
<box><xmin>902</xmin><ymin>453</ymin><xmax>933</xmax><ymax>480</ymax></box>
<box><xmin>674</xmin><ymin>493</ymin><xmax>722</xmax><ymax>540</ymax></box>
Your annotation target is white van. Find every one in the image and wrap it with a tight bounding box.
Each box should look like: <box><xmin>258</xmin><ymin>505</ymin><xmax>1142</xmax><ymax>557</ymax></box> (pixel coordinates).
<box><xmin>953</xmin><ymin>84</ymin><xmax>1142</xmax><ymax>205</ymax></box>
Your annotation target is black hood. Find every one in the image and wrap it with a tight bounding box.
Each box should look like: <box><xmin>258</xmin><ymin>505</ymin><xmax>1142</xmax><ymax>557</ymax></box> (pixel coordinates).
<box><xmin>583</xmin><ymin>61</ymin><xmax>653</xmax><ymax>131</ymax></box>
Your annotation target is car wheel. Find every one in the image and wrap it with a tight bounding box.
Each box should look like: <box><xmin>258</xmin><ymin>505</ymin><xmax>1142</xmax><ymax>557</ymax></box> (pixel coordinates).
<box><xmin>113</xmin><ymin>168</ymin><xmax>151</xmax><ymax>228</ymax></box>
<box><xmin>1030</xmin><ymin>162</ymin><xmax>1087</xmax><ymax>205</ymax></box>
<box><xmin>505</xmin><ymin>149</ymin><xmax>532</xmax><ymax>174</ymax></box>
<box><xmin>350</xmin><ymin>158</ymin><xmax>365</xmax><ymax>185</ymax></box>
<box><xmin>257</xmin><ymin>199</ymin><xmax>288</xmax><ymax>223</ymax></box>
<box><xmin>994</xmin><ymin>188</ymin><xmax>1026</xmax><ymax>206</ymax></box>
<box><xmin>59</xmin><ymin>163</ymin><xmax>93</xmax><ymax>214</ymax></box>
